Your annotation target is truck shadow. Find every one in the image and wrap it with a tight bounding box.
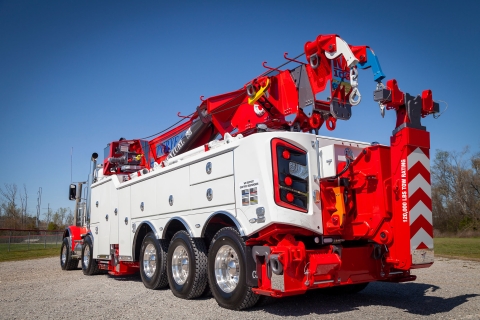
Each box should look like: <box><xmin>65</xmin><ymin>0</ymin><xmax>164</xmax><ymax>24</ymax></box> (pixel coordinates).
<box><xmin>253</xmin><ymin>282</ymin><xmax>478</xmax><ymax>316</ymax></box>
<box><xmin>107</xmin><ymin>272</ymin><xmax>143</xmax><ymax>283</ymax></box>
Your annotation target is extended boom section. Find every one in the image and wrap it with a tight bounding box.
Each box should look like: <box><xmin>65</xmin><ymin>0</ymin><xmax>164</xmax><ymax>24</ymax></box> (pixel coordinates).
<box><xmin>62</xmin><ymin>33</ymin><xmax>439</xmax><ymax>310</ymax></box>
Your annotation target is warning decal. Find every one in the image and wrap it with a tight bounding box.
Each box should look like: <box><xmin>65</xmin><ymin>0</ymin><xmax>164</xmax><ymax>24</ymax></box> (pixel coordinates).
<box><xmin>240</xmin><ymin>179</ymin><xmax>259</xmax><ymax>206</ymax></box>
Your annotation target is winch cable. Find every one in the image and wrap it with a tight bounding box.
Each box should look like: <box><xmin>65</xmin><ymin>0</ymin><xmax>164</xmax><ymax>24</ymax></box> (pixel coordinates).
<box><xmin>139</xmin><ymin>52</ymin><xmax>306</xmax><ymax>140</ymax></box>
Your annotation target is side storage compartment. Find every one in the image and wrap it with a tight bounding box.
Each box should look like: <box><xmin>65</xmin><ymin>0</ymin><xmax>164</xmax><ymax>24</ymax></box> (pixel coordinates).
<box><xmin>109</xmin><ymin>183</ymin><xmax>119</xmax><ymax>244</ymax></box>
<box><xmin>131</xmin><ymin>177</ymin><xmax>156</xmax><ymax>219</ymax></box>
<box><xmin>156</xmin><ymin>166</ymin><xmax>191</xmax><ymax>214</ymax></box>
<box><xmin>318</xmin><ymin>144</ymin><xmax>365</xmax><ymax>178</ymax></box>
<box><xmin>118</xmin><ymin>186</ymin><xmax>132</xmax><ymax>257</ymax></box>
<box><xmin>190</xmin><ymin>152</ymin><xmax>233</xmax><ymax>185</ymax></box>
<box><xmin>90</xmin><ymin>180</ymin><xmax>112</xmax><ymax>256</ymax></box>
<box><xmin>190</xmin><ymin>176</ymin><xmax>235</xmax><ymax>210</ymax></box>
<box><xmin>189</xmin><ymin>151</ymin><xmax>234</xmax><ymax>210</ymax></box>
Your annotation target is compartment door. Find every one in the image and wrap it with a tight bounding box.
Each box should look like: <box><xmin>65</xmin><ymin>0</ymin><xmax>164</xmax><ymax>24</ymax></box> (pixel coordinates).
<box><xmin>118</xmin><ymin>187</ymin><xmax>132</xmax><ymax>257</ymax></box>
<box><xmin>91</xmin><ymin>183</ymin><xmax>111</xmax><ymax>256</ymax></box>
<box><xmin>109</xmin><ymin>183</ymin><xmax>119</xmax><ymax>244</ymax></box>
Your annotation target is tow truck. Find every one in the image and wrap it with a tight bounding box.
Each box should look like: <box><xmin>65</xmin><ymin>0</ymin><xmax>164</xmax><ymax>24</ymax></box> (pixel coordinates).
<box><xmin>61</xmin><ymin>33</ymin><xmax>438</xmax><ymax>310</ymax></box>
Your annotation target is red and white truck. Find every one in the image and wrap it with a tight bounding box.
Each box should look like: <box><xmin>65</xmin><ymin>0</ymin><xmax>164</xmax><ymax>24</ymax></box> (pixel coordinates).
<box><xmin>61</xmin><ymin>33</ymin><xmax>438</xmax><ymax>310</ymax></box>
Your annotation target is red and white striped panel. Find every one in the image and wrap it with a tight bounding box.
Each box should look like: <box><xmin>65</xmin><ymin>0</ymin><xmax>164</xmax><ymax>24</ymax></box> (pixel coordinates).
<box><xmin>407</xmin><ymin>147</ymin><xmax>434</xmax><ymax>251</ymax></box>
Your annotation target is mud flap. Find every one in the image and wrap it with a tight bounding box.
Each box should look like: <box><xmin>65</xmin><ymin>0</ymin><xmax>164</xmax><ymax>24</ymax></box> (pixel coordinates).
<box><xmin>245</xmin><ymin>246</ymin><xmax>258</xmax><ymax>287</ymax></box>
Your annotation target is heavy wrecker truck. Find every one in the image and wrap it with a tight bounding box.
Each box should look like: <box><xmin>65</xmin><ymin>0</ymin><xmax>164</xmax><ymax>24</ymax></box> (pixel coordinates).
<box><xmin>61</xmin><ymin>33</ymin><xmax>438</xmax><ymax>310</ymax></box>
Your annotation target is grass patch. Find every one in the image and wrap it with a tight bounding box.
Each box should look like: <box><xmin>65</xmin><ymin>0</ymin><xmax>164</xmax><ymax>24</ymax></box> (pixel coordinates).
<box><xmin>2</xmin><ymin>238</ymin><xmax>479</xmax><ymax>263</ymax></box>
<box><xmin>0</xmin><ymin>243</ymin><xmax>61</xmax><ymax>262</ymax></box>
<box><xmin>434</xmin><ymin>238</ymin><xmax>480</xmax><ymax>260</ymax></box>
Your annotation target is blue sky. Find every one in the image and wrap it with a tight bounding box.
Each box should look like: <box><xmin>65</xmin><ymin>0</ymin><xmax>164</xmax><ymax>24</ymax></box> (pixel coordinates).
<box><xmin>1</xmin><ymin>1</ymin><xmax>479</xmax><ymax>218</ymax></box>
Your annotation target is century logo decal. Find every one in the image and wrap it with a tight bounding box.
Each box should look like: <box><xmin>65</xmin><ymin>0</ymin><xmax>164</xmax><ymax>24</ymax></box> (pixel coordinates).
<box><xmin>331</xmin><ymin>58</ymin><xmax>352</xmax><ymax>93</ymax></box>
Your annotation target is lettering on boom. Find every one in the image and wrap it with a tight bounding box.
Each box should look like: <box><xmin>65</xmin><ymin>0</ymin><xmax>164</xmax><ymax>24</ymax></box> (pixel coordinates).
<box><xmin>331</xmin><ymin>58</ymin><xmax>352</xmax><ymax>93</ymax></box>
<box><xmin>156</xmin><ymin>130</ymin><xmax>186</xmax><ymax>158</ymax></box>
<box><xmin>400</xmin><ymin>159</ymin><xmax>408</xmax><ymax>223</ymax></box>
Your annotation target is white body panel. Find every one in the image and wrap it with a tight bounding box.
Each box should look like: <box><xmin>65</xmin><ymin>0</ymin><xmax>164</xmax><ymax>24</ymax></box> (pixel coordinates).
<box><xmin>118</xmin><ymin>187</ymin><xmax>131</xmax><ymax>257</ymax></box>
<box><xmin>190</xmin><ymin>176</ymin><xmax>235</xmax><ymax>210</ymax></box>
<box><xmin>318</xmin><ymin>143</ymin><xmax>368</xmax><ymax>178</ymax></box>
<box><xmin>109</xmin><ymin>185</ymin><xmax>119</xmax><ymax>245</ymax></box>
<box><xmin>190</xmin><ymin>152</ymin><xmax>234</xmax><ymax>185</ymax></box>
<box><xmin>155</xmin><ymin>167</ymin><xmax>190</xmax><ymax>215</ymax></box>
<box><xmin>89</xmin><ymin>132</ymin><xmax>370</xmax><ymax>260</ymax></box>
<box><xmin>90</xmin><ymin>178</ymin><xmax>114</xmax><ymax>256</ymax></box>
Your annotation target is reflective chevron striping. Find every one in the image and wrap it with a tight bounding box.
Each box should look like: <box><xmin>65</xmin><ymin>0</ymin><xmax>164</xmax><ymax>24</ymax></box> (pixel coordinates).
<box><xmin>410</xmin><ymin>214</ymin><xmax>433</xmax><ymax>237</ymax></box>
<box><xmin>408</xmin><ymin>174</ymin><xmax>432</xmax><ymax>197</ymax></box>
<box><xmin>407</xmin><ymin>148</ymin><xmax>430</xmax><ymax>170</ymax></box>
<box><xmin>407</xmin><ymin>146</ymin><xmax>433</xmax><ymax>254</ymax></box>
<box><xmin>409</xmin><ymin>200</ymin><xmax>433</xmax><ymax>225</ymax></box>
<box><xmin>409</xmin><ymin>188</ymin><xmax>432</xmax><ymax>211</ymax></box>
<box><xmin>408</xmin><ymin>161</ymin><xmax>430</xmax><ymax>183</ymax></box>
<box><xmin>410</xmin><ymin>228</ymin><xmax>434</xmax><ymax>250</ymax></box>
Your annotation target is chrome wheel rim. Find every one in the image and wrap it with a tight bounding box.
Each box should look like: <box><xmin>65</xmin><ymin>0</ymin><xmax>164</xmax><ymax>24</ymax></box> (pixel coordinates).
<box><xmin>214</xmin><ymin>245</ymin><xmax>240</xmax><ymax>293</ymax></box>
<box><xmin>143</xmin><ymin>243</ymin><xmax>157</xmax><ymax>278</ymax></box>
<box><xmin>172</xmin><ymin>245</ymin><xmax>189</xmax><ymax>285</ymax></box>
<box><xmin>61</xmin><ymin>245</ymin><xmax>67</xmax><ymax>264</ymax></box>
<box><xmin>83</xmin><ymin>245</ymin><xmax>90</xmax><ymax>267</ymax></box>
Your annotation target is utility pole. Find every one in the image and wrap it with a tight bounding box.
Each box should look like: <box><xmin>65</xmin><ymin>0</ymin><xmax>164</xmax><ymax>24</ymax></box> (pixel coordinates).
<box><xmin>36</xmin><ymin>187</ymin><xmax>42</xmax><ymax>228</ymax></box>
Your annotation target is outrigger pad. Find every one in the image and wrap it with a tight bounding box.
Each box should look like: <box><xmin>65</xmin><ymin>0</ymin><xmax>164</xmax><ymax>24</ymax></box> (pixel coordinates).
<box><xmin>406</xmin><ymin>93</ymin><xmax>425</xmax><ymax>130</ymax></box>
<box><xmin>290</xmin><ymin>65</ymin><xmax>314</xmax><ymax>109</ymax></box>
<box><xmin>393</xmin><ymin>93</ymin><xmax>427</xmax><ymax>135</ymax></box>
<box><xmin>330</xmin><ymin>98</ymin><xmax>352</xmax><ymax>120</ymax></box>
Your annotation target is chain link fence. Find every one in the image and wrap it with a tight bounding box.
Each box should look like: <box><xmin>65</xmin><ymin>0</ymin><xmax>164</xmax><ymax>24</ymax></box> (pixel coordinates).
<box><xmin>0</xmin><ymin>228</ymin><xmax>64</xmax><ymax>252</ymax></box>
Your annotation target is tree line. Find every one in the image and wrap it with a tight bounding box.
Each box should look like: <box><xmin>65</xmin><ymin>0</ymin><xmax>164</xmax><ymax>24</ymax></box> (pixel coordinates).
<box><xmin>0</xmin><ymin>184</ymin><xmax>73</xmax><ymax>230</ymax></box>
<box><xmin>431</xmin><ymin>148</ymin><xmax>480</xmax><ymax>234</ymax></box>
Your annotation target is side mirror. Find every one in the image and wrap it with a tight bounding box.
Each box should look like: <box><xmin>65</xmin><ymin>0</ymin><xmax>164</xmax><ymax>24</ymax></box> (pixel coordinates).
<box><xmin>69</xmin><ymin>184</ymin><xmax>76</xmax><ymax>201</ymax></box>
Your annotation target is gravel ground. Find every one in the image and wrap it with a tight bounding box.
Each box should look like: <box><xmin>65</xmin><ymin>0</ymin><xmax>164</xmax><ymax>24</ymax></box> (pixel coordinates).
<box><xmin>0</xmin><ymin>256</ymin><xmax>479</xmax><ymax>319</ymax></box>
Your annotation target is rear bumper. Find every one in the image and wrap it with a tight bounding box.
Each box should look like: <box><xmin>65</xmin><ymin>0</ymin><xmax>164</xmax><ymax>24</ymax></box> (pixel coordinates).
<box><xmin>247</xmin><ymin>241</ymin><xmax>416</xmax><ymax>297</ymax></box>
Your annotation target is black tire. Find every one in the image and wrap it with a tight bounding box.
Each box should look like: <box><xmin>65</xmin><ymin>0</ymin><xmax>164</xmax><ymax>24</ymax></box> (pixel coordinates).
<box><xmin>60</xmin><ymin>237</ymin><xmax>78</xmax><ymax>270</ymax></box>
<box><xmin>207</xmin><ymin>227</ymin><xmax>259</xmax><ymax>310</ymax></box>
<box><xmin>140</xmin><ymin>232</ymin><xmax>169</xmax><ymax>290</ymax></box>
<box><xmin>201</xmin><ymin>283</ymin><xmax>213</xmax><ymax>298</ymax></box>
<box><xmin>200</xmin><ymin>230</ymin><xmax>216</xmax><ymax>298</ymax></box>
<box><xmin>81</xmin><ymin>236</ymin><xmax>101</xmax><ymax>275</ymax></box>
<box><xmin>167</xmin><ymin>230</ymin><xmax>207</xmax><ymax>299</ymax></box>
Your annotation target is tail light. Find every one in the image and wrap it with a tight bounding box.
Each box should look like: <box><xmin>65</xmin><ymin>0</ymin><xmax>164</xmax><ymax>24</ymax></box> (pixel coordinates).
<box><xmin>271</xmin><ymin>138</ymin><xmax>309</xmax><ymax>212</ymax></box>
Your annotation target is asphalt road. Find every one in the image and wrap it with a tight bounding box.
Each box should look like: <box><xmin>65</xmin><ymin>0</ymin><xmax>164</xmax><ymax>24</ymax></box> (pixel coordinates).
<box><xmin>0</xmin><ymin>256</ymin><xmax>479</xmax><ymax>319</ymax></box>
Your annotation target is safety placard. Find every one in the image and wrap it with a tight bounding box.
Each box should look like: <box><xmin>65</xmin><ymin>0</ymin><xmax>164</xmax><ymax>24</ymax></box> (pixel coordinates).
<box><xmin>240</xmin><ymin>179</ymin><xmax>259</xmax><ymax>206</ymax></box>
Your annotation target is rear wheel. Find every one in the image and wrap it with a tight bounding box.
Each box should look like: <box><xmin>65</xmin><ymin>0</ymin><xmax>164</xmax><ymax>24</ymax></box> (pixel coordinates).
<box><xmin>81</xmin><ymin>236</ymin><xmax>101</xmax><ymax>275</ymax></box>
<box><xmin>207</xmin><ymin>227</ymin><xmax>259</xmax><ymax>310</ymax></box>
<box><xmin>60</xmin><ymin>237</ymin><xmax>78</xmax><ymax>270</ymax></box>
<box><xmin>140</xmin><ymin>232</ymin><xmax>168</xmax><ymax>289</ymax></box>
<box><xmin>167</xmin><ymin>231</ymin><xmax>207</xmax><ymax>299</ymax></box>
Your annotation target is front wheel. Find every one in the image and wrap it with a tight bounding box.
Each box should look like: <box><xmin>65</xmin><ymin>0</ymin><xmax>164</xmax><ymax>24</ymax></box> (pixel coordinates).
<box><xmin>207</xmin><ymin>227</ymin><xmax>259</xmax><ymax>310</ymax></box>
<box><xmin>60</xmin><ymin>237</ymin><xmax>78</xmax><ymax>270</ymax></box>
<box><xmin>81</xmin><ymin>236</ymin><xmax>101</xmax><ymax>275</ymax></box>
